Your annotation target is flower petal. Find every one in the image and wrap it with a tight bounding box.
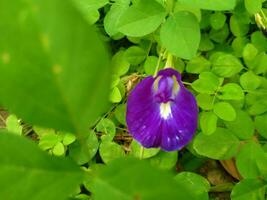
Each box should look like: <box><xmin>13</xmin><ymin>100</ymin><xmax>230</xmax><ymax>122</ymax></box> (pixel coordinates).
<box><xmin>126</xmin><ymin>69</ymin><xmax>198</xmax><ymax>151</ymax></box>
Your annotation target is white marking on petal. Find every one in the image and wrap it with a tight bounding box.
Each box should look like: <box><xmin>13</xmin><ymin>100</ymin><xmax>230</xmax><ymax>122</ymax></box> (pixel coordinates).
<box><xmin>160</xmin><ymin>102</ymin><xmax>172</xmax><ymax>120</ymax></box>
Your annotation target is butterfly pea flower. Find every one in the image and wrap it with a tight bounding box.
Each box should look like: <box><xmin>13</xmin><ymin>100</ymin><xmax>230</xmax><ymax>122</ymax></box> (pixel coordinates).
<box><xmin>126</xmin><ymin>68</ymin><xmax>198</xmax><ymax>151</ymax></box>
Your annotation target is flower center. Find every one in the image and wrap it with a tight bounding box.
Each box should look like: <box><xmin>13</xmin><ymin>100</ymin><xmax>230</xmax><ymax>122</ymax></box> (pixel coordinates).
<box><xmin>153</xmin><ymin>75</ymin><xmax>180</xmax><ymax>103</ymax></box>
<box><xmin>160</xmin><ymin>102</ymin><xmax>172</xmax><ymax>119</ymax></box>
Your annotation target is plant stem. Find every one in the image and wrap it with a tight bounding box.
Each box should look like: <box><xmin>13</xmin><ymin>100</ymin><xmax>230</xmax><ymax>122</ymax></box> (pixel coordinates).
<box><xmin>209</xmin><ymin>183</ymin><xmax>235</xmax><ymax>193</ymax></box>
<box><xmin>154</xmin><ymin>47</ymin><xmax>164</xmax><ymax>76</ymax></box>
<box><xmin>140</xmin><ymin>146</ymin><xmax>145</xmax><ymax>159</ymax></box>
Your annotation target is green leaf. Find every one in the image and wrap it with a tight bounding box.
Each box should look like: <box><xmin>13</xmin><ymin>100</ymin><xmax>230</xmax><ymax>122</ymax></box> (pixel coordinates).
<box><xmin>200</xmin><ymin>111</ymin><xmax>218</xmax><ymax>135</ymax></box>
<box><xmin>225</xmin><ymin>110</ymin><xmax>254</xmax><ymax>140</ymax></box>
<box><xmin>213</xmin><ymin>102</ymin><xmax>236</xmax><ymax>121</ymax></box>
<box><xmin>178</xmin><ymin>0</ymin><xmax>236</xmax><ymax>10</ymax></box>
<box><xmin>117</xmin><ymin>0</ymin><xmax>166</xmax><ymax>37</ymax></box>
<box><xmin>69</xmin><ymin>131</ymin><xmax>99</xmax><ymax>165</ymax></box>
<box><xmin>186</xmin><ymin>56</ymin><xmax>211</xmax><ymax>74</ymax></box>
<box><xmin>52</xmin><ymin>142</ymin><xmax>65</xmax><ymax>156</ymax></box>
<box><xmin>0</xmin><ymin>0</ymin><xmax>111</xmax><ymax>135</ymax></box>
<box><xmin>252</xmin><ymin>52</ymin><xmax>267</xmax><ymax>74</ymax></box>
<box><xmin>243</xmin><ymin>43</ymin><xmax>258</xmax><ymax>66</ymax></box>
<box><xmin>72</xmin><ymin>0</ymin><xmax>109</xmax><ymax>24</ymax></box>
<box><xmin>236</xmin><ymin>142</ymin><xmax>265</xmax><ymax>178</ymax></box>
<box><xmin>174</xmin><ymin>2</ymin><xmax>202</xmax><ymax>22</ymax></box>
<box><xmin>193</xmin><ymin>128</ymin><xmax>240</xmax><ymax>159</ymax></box>
<box><xmin>174</xmin><ymin>172</ymin><xmax>210</xmax><ymax>200</ymax></box>
<box><xmin>130</xmin><ymin>140</ymin><xmax>160</xmax><ymax>159</ymax></box>
<box><xmin>230</xmin><ymin>15</ymin><xmax>249</xmax><ymax>37</ymax></box>
<box><xmin>211</xmin><ymin>53</ymin><xmax>243</xmax><ymax>77</ymax></box>
<box><xmin>109</xmin><ymin>87</ymin><xmax>122</xmax><ymax>103</ymax></box>
<box><xmin>99</xmin><ymin>141</ymin><xmax>125</xmax><ymax>163</ymax></box>
<box><xmin>251</xmin><ymin>31</ymin><xmax>267</xmax><ymax>53</ymax></box>
<box><xmin>62</xmin><ymin>133</ymin><xmax>76</xmax><ymax>146</ymax></box>
<box><xmin>124</xmin><ymin>46</ymin><xmax>146</xmax><ymax>65</ymax></box>
<box><xmin>96</xmin><ymin>118</ymin><xmax>116</xmax><ymax>141</ymax></box>
<box><xmin>192</xmin><ymin>72</ymin><xmax>221</xmax><ymax>94</ymax></box>
<box><xmin>149</xmin><ymin>151</ymin><xmax>178</xmax><ymax>170</ymax></box>
<box><xmin>0</xmin><ymin>131</ymin><xmax>83</xmax><ymax>200</ymax></box>
<box><xmin>232</xmin><ymin>37</ymin><xmax>249</xmax><ymax>57</ymax></box>
<box><xmin>240</xmin><ymin>71</ymin><xmax>261</xmax><ymax>90</ymax></box>
<box><xmin>39</xmin><ymin>134</ymin><xmax>61</xmax><ymax>151</ymax></box>
<box><xmin>210</xmin><ymin>12</ymin><xmax>226</xmax><ymax>30</ymax></box>
<box><xmin>112</xmin><ymin>50</ymin><xmax>130</xmax><ymax>76</ymax></box>
<box><xmin>231</xmin><ymin>179</ymin><xmax>266</xmax><ymax>200</ymax></box>
<box><xmin>6</xmin><ymin>114</ymin><xmax>22</xmax><ymax>135</ymax></box>
<box><xmin>104</xmin><ymin>0</ymin><xmax>130</xmax><ymax>37</ymax></box>
<box><xmin>217</xmin><ymin>83</ymin><xmax>244</xmax><ymax>100</ymax></box>
<box><xmin>91</xmin><ymin>157</ymin><xmax>197</xmax><ymax>200</ymax></box>
<box><xmin>209</xmin><ymin>24</ymin><xmax>230</xmax><ymax>43</ymax></box>
<box><xmin>245</xmin><ymin>0</ymin><xmax>262</xmax><ymax>14</ymax></box>
<box><xmin>33</xmin><ymin>126</ymin><xmax>56</xmax><ymax>137</ymax></box>
<box><xmin>196</xmin><ymin>94</ymin><xmax>214</xmax><ymax>110</ymax></box>
<box><xmin>144</xmin><ymin>56</ymin><xmax>164</xmax><ymax>75</ymax></box>
<box><xmin>199</xmin><ymin>34</ymin><xmax>214</xmax><ymax>52</ymax></box>
<box><xmin>255</xmin><ymin>113</ymin><xmax>267</xmax><ymax>139</ymax></box>
<box><xmin>160</xmin><ymin>11</ymin><xmax>200</xmax><ymax>59</ymax></box>
<box><xmin>114</xmin><ymin>104</ymin><xmax>127</xmax><ymax>126</ymax></box>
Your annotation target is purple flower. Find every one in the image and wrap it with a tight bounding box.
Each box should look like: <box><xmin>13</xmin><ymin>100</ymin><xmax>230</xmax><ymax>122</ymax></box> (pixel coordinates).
<box><xmin>126</xmin><ymin>68</ymin><xmax>198</xmax><ymax>151</ymax></box>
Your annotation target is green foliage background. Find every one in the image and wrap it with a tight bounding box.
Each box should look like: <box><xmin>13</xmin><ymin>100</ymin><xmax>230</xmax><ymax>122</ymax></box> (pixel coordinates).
<box><xmin>0</xmin><ymin>0</ymin><xmax>267</xmax><ymax>199</ymax></box>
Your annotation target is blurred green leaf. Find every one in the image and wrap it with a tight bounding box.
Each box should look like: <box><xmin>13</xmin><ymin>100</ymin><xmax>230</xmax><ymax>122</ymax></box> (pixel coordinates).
<box><xmin>0</xmin><ymin>131</ymin><xmax>83</xmax><ymax>200</ymax></box>
<box><xmin>193</xmin><ymin>128</ymin><xmax>239</xmax><ymax>159</ymax></box>
<box><xmin>91</xmin><ymin>157</ymin><xmax>196</xmax><ymax>200</ymax></box>
<box><xmin>174</xmin><ymin>172</ymin><xmax>210</xmax><ymax>200</ymax></box>
<box><xmin>160</xmin><ymin>11</ymin><xmax>200</xmax><ymax>59</ymax></box>
<box><xmin>0</xmin><ymin>0</ymin><xmax>111</xmax><ymax>135</ymax></box>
